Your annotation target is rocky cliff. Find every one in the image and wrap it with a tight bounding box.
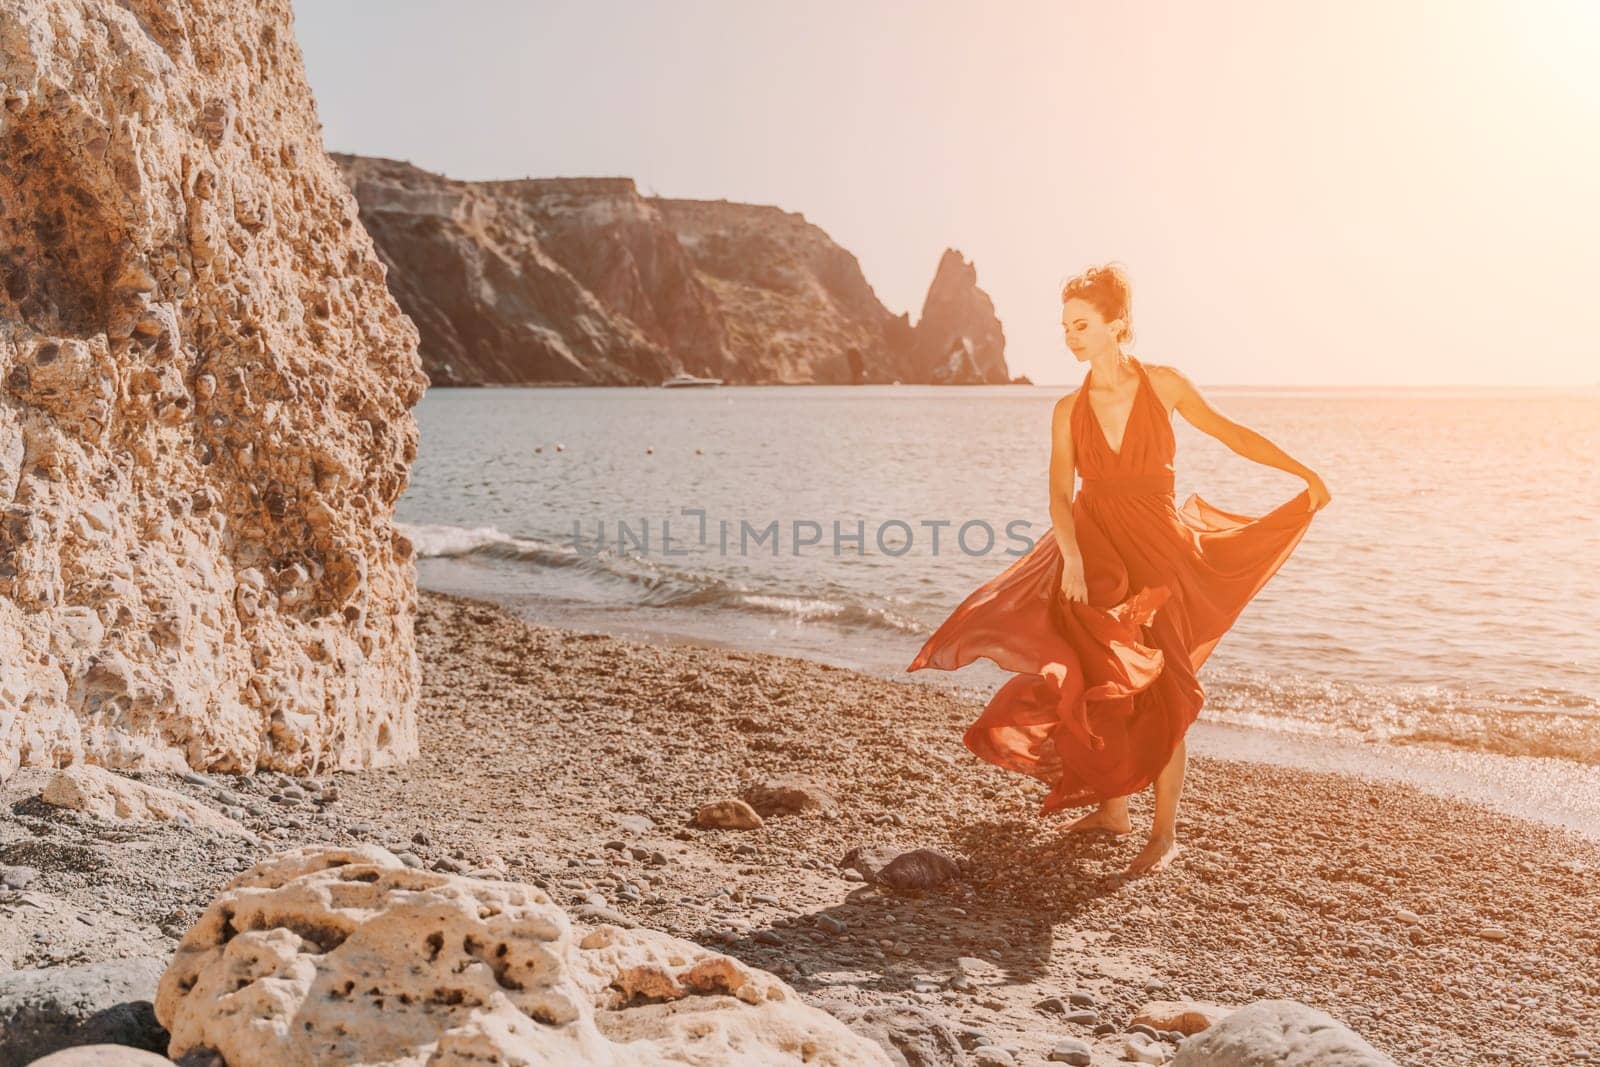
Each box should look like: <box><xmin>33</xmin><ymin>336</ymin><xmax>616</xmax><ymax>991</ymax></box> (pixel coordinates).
<box><xmin>909</xmin><ymin>248</ymin><xmax>1010</xmax><ymax>384</ymax></box>
<box><xmin>336</xmin><ymin>156</ymin><xmax>1010</xmax><ymax>385</ymax></box>
<box><xmin>0</xmin><ymin>0</ymin><xmax>428</xmax><ymax>777</ymax></box>
<box><xmin>652</xmin><ymin>197</ymin><xmax>918</xmax><ymax>384</ymax></box>
<box><xmin>335</xmin><ymin>156</ymin><xmax>679</xmax><ymax>385</ymax></box>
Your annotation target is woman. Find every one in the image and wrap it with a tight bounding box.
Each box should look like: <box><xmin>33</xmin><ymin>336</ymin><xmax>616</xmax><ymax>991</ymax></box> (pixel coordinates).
<box><xmin>907</xmin><ymin>264</ymin><xmax>1331</xmax><ymax>878</ymax></box>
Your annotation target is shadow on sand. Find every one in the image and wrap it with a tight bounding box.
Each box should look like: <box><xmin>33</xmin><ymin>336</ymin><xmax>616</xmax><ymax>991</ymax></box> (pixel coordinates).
<box><xmin>699</xmin><ymin>817</ymin><xmax>1139</xmax><ymax>997</ymax></box>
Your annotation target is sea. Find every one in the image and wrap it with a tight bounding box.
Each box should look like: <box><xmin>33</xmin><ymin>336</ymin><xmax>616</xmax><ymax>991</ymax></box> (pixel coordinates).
<box><xmin>396</xmin><ymin>383</ymin><xmax>1600</xmax><ymax>775</ymax></box>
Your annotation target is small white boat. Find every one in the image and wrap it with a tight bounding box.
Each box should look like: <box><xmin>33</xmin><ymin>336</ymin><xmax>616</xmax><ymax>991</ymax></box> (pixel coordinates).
<box><xmin>661</xmin><ymin>372</ymin><xmax>723</xmax><ymax>388</ymax></box>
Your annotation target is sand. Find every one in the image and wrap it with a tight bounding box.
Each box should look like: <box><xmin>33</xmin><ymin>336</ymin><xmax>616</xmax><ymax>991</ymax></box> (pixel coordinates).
<box><xmin>4</xmin><ymin>589</ymin><xmax>1598</xmax><ymax>1065</ymax></box>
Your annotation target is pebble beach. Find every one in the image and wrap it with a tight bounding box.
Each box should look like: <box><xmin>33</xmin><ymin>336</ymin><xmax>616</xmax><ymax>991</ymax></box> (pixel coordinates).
<box><xmin>6</xmin><ymin>590</ymin><xmax>1598</xmax><ymax>1065</ymax></box>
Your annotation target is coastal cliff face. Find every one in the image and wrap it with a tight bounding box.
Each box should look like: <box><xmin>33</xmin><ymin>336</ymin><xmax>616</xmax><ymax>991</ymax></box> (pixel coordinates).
<box><xmin>334</xmin><ymin>156</ymin><xmax>678</xmax><ymax>385</ymax></box>
<box><xmin>652</xmin><ymin>197</ymin><xmax>917</xmax><ymax>385</ymax></box>
<box><xmin>0</xmin><ymin>0</ymin><xmax>428</xmax><ymax>777</ymax></box>
<box><xmin>337</xmin><ymin>156</ymin><xmax>1011</xmax><ymax>386</ymax></box>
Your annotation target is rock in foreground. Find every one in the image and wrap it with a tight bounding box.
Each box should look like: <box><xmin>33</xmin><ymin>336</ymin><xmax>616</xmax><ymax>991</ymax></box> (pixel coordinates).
<box><xmin>0</xmin><ymin>0</ymin><xmax>427</xmax><ymax>779</ymax></box>
<box><xmin>1172</xmin><ymin>999</ymin><xmax>1396</xmax><ymax>1066</ymax></box>
<box><xmin>0</xmin><ymin>958</ymin><xmax>166</xmax><ymax>1066</ymax></box>
<box><xmin>155</xmin><ymin>845</ymin><xmax>891</xmax><ymax>1065</ymax></box>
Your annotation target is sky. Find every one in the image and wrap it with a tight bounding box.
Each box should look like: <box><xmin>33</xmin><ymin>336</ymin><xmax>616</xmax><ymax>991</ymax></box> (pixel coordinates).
<box><xmin>293</xmin><ymin>0</ymin><xmax>1600</xmax><ymax>387</ymax></box>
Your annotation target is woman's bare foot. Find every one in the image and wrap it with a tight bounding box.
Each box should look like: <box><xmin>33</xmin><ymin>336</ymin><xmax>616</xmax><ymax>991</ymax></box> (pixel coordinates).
<box><xmin>1064</xmin><ymin>799</ymin><xmax>1132</xmax><ymax>836</ymax></box>
<box><xmin>1122</xmin><ymin>832</ymin><xmax>1181</xmax><ymax>877</ymax></box>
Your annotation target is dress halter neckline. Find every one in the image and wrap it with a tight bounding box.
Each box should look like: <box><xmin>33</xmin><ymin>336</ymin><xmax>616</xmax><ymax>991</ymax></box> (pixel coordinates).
<box><xmin>1082</xmin><ymin>356</ymin><xmax>1146</xmax><ymax>459</ymax></box>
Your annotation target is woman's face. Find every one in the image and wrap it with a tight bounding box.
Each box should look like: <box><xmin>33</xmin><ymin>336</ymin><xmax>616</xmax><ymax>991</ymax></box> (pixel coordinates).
<box><xmin>1060</xmin><ymin>297</ymin><xmax>1124</xmax><ymax>361</ymax></box>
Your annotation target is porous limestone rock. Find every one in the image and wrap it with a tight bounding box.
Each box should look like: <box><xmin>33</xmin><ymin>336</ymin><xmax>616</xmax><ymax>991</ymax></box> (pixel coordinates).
<box><xmin>154</xmin><ymin>845</ymin><xmax>892</xmax><ymax>1066</ymax></box>
<box><xmin>0</xmin><ymin>1</ymin><xmax>428</xmax><ymax>778</ymax></box>
<box><xmin>39</xmin><ymin>765</ymin><xmax>248</xmax><ymax>836</ymax></box>
<box><xmin>1171</xmin><ymin>999</ymin><xmax>1396</xmax><ymax>1066</ymax></box>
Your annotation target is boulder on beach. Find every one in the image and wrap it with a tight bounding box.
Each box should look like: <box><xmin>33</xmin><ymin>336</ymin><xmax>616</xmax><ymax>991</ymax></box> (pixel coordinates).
<box><xmin>154</xmin><ymin>845</ymin><xmax>893</xmax><ymax>1066</ymax></box>
<box><xmin>0</xmin><ymin>957</ymin><xmax>167</xmax><ymax>1066</ymax></box>
<box><xmin>38</xmin><ymin>767</ymin><xmax>248</xmax><ymax>837</ymax></box>
<box><xmin>0</xmin><ymin>0</ymin><xmax>428</xmax><ymax>780</ymax></box>
<box><xmin>1171</xmin><ymin>999</ymin><xmax>1396</xmax><ymax>1066</ymax></box>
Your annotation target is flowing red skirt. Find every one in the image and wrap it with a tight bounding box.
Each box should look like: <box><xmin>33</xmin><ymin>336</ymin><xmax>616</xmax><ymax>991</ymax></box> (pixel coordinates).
<box><xmin>907</xmin><ymin>489</ymin><xmax>1315</xmax><ymax>812</ymax></box>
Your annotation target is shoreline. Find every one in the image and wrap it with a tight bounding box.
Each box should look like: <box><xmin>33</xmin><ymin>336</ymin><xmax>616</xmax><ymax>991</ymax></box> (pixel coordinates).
<box><xmin>431</xmin><ymin>580</ymin><xmax>1600</xmax><ymax>843</ymax></box>
<box><xmin>6</xmin><ymin>588</ymin><xmax>1596</xmax><ymax>1065</ymax></box>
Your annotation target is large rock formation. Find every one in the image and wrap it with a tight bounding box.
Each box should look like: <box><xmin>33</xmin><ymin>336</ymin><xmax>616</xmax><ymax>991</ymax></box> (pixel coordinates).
<box><xmin>908</xmin><ymin>248</ymin><xmax>1009</xmax><ymax>384</ymax></box>
<box><xmin>0</xmin><ymin>1</ymin><xmax>428</xmax><ymax>778</ymax></box>
<box><xmin>336</xmin><ymin>155</ymin><xmax>1010</xmax><ymax>386</ymax></box>
<box><xmin>155</xmin><ymin>845</ymin><xmax>893</xmax><ymax>1065</ymax></box>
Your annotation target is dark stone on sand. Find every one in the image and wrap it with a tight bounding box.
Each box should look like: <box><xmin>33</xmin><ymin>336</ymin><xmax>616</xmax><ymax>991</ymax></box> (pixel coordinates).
<box><xmin>838</xmin><ymin>846</ymin><xmax>963</xmax><ymax>893</ymax></box>
<box><xmin>741</xmin><ymin>776</ymin><xmax>838</xmax><ymax>817</ymax></box>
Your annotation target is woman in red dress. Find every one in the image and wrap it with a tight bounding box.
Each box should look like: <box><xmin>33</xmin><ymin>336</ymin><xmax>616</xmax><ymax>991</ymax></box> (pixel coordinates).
<box><xmin>907</xmin><ymin>264</ymin><xmax>1331</xmax><ymax>877</ymax></box>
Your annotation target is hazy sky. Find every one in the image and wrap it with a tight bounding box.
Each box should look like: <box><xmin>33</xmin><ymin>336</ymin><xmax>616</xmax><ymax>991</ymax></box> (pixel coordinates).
<box><xmin>294</xmin><ymin>1</ymin><xmax>1599</xmax><ymax>386</ymax></box>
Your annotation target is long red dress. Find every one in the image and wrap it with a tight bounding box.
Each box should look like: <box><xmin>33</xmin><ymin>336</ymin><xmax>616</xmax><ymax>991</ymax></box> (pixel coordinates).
<box><xmin>906</xmin><ymin>356</ymin><xmax>1315</xmax><ymax>812</ymax></box>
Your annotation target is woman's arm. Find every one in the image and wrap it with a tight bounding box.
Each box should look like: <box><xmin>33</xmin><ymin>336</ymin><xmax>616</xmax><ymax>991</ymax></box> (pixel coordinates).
<box><xmin>1155</xmin><ymin>364</ymin><xmax>1331</xmax><ymax>510</ymax></box>
<box><xmin>1049</xmin><ymin>393</ymin><xmax>1090</xmax><ymax>600</ymax></box>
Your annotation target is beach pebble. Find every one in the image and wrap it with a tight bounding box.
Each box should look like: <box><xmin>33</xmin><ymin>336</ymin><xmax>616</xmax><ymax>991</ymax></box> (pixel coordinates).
<box><xmin>1035</xmin><ymin>995</ymin><xmax>1071</xmax><ymax>1014</ymax></box>
<box><xmin>741</xmin><ymin>776</ymin><xmax>838</xmax><ymax>817</ymax></box>
<box><xmin>1121</xmin><ymin>1034</ymin><xmax>1170</xmax><ymax>1063</ymax></box>
<box><xmin>754</xmin><ymin>930</ymin><xmax>783</xmax><ymax>946</ymax></box>
<box><xmin>1477</xmin><ymin>926</ymin><xmax>1510</xmax><ymax>942</ymax></box>
<box><xmin>1070</xmin><ymin>989</ymin><xmax>1097</xmax><ymax>1006</ymax></box>
<box><xmin>1064</xmin><ymin>1009</ymin><xmax>1100</xmax><ymax>1026</ymax></box>
<box><xmin>692</xmin><ymin>799</ymin><xmax>764</xmax><ymax>830</ymax></box>
<box><xmin>971</xmin><ymin>1046</ymin><xmax>1015</xmax><ymax>1067</ymax></box>
<box><xmin>0</xmin><ymin>866</ymin><xmax>38</xmax><ymax>890</ymax></box>
<box><xmin>396</xmin><ymin>852</ymin><xmax>423</xmax><ymax>869</ymax></box>
<box><xmin>1128</xmin><ymin>1024</ymin><xmax>1162</xmax><ymax>1041</ymax></box>
<box><xmin>1049</xmin><ymin>1038</ymin><xmax>1093</xmax><ymax>1065</ymax></box>
<box><xmin>1132</xmin><ymin>1000</ymin><xmax>1232</xmax><ymax>1035</ymax></box>
<box><xmin>956</xmin><ymin>1028</ymin><xmax>993</xmax><ymax>1051</ymax></box>
<box><xmin>1395</xmin><ymin>909</ymin><xmax>1422</xmax><ymax>925</ymax></box>
<box><xmin>816</xmin><ymin>915</ymin><xmax>847</xmax><ymax>935</ymax></box>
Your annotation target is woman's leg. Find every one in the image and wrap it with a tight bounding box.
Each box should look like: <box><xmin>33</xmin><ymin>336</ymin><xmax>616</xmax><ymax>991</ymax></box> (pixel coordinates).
<box><xmin>1124</xmin><ymin>736</ymin><xmax>1186</xmax><ymax>875</ymax></box>
<box><xmin>1065</xmin><ymin>794</ymin><xmax>1132</xmax><ymax>835</ymax></box>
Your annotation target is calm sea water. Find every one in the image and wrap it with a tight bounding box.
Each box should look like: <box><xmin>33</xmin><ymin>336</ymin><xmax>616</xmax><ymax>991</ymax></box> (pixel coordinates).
<box><xmin>397</xmin><ymin>384</ymin><xmax>1600</xmax><ymax>765</ymax></box>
